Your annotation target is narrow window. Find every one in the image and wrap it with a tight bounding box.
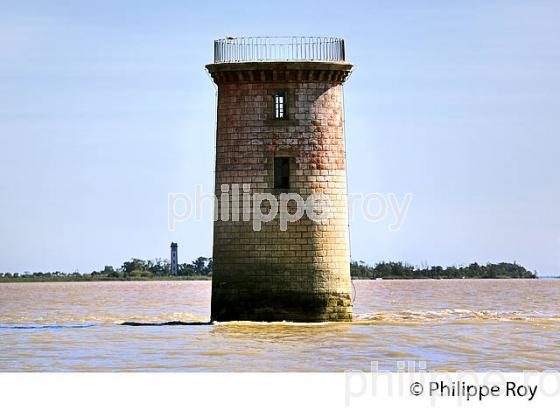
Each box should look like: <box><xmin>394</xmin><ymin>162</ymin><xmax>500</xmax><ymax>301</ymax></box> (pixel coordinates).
<box><xmin>274</xmin><ymin>91</ymin><xmax>286</xmax><ymax>119</ymax></box>
<box><xmin>274</xmin><ymin>157</ymin><xmax>290</xmax><ymax>189</ymax></box>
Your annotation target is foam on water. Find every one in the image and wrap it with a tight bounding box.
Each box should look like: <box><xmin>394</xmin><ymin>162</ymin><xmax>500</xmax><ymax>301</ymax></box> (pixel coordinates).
<box><xmin>0</xmin><ymin>324</ymin><xmax>96</xmax><ymax>329</ymax></box>
<box><xmin>354</xmin><ymin>309</ymin><xmax>560</xmax><ymax>324</ymax></box>
<box><xmin>2</xmin><ymin>309</ymin><xmax>558</xmax><ymax>328</ymax></box>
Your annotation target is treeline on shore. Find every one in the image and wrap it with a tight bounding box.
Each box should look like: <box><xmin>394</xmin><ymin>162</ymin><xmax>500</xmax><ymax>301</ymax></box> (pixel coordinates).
<box><xmin>0</xmin><ymin>257</ymin><xmax>538</xmax><ymax>282</ymax></box>
<box><xmin>351</xmin><ymin>261</ymin><xmax>537</xmax><ymax>279</ymax></box>
<box><xmin>0</xmin><ymin>257</ymin><xmax>212</xmax><ymax>282</ymax></box>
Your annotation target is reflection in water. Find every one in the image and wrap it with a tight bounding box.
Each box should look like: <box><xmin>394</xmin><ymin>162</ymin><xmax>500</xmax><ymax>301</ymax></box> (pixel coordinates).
<box><xmin>0</xmin><ymin>280</ymin><xmax>558</xmax><ymax>371</ymax></box>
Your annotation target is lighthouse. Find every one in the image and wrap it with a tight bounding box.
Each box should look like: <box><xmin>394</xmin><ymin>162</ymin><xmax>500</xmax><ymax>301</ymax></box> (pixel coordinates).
<box><xmin>207</xmin><ymin>37</ymin><xmax>353</xmax><ymax>322</ymax></box>
<box><xmin>170</xmin><ymin>242</ymin><xmax>178</xmax><ymax>276</ymax></box>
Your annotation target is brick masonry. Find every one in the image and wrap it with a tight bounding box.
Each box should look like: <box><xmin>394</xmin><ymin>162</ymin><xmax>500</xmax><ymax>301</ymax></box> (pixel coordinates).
<box><xmin>207</xmin><ymin>61</ymin><xmax>353</xmax><ymax>322</ymax></box>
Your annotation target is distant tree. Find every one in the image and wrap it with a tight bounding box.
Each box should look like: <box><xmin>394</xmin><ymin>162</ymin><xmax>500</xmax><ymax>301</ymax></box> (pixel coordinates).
<box><xmin>444</xmin><ymin>266</ymin><xmax>461</xmax><ymax>279</ymax></box>
<box><xmin>430</xmin><ymin>266</ymin><xmax>444</xmax><ymax>279</ymax></box>
<box><xmin>373</xmin><ymin>262</ymin><xmax>414</xmax><ymax>279</ymax></box>
<box><xmin>178</xmin><ymin>263</ymin><xmax>195</xmax><ymax>276</ymax></box>
<box><xmin>192</xmin><ymin>257</ymin><xmax>208</xmax><ymax>275</ymax></box>
<box><xmin>122</xmin><ymin>259</ymin><xmax>147</xmax><ymax>274</ymax></box>
<box><xmin>350</xmin><ymin>261</ymin><xmax>375</xmax><ymax>279</ymax></box>
<box><xmin>149</xmin><ymin>259</ymin><xmax>170</xmax><ymax>276</ymax></box>
<box><xmin>101</xmin><ymin>266</ymin><xmax>115</xmax><ymax>275</ymax></box>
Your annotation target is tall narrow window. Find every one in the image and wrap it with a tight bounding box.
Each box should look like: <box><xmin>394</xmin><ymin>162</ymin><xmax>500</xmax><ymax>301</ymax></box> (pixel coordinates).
<box><xmin>274</xmin><ymin>91</ymin><xmax>286</xmax><ymax>119</ymax></box>
<box><xmin>274</xmin><ymin>157</ymin><xmax>290</xmax><ymax>189</ymax></box>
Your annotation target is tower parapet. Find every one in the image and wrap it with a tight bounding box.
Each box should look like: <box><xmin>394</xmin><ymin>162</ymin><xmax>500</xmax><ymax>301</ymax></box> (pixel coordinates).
<box><xmin>213</xmin><ymin>36</ymin><xmax>346</xmax><ymax>63</ymax></box>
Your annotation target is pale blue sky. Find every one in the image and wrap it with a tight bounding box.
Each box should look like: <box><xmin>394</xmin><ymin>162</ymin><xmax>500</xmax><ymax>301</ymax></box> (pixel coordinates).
<box><xmin>0</xmin><ymin>1</ymin><xmax>558</xmax><ymax>275</ymax></box>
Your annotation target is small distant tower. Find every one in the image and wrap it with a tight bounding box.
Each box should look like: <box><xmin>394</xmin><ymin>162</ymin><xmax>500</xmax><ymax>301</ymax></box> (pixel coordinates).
<box><xmin>207</xmin><ymin>37</ymin><xmax>353</xmax><ymax>322</ymax></box>
<box><xmin>170</xmin><ymin>242</ymin><xmax>178</xmax><ymax>275</ymax></box>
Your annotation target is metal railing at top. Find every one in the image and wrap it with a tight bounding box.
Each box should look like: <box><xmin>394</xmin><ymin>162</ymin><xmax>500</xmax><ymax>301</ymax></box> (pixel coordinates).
<box><xmin>213</xmin><ymin>36</ymin><xmax>346</xmax><ymax>63</ymax></box>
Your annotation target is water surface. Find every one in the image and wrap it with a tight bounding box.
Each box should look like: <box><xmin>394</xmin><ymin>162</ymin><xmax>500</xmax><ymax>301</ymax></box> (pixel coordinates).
<box><xmin>1</xmin><ymin>280</ymin><xmax>558</xmax><ymax>371</ymax></box>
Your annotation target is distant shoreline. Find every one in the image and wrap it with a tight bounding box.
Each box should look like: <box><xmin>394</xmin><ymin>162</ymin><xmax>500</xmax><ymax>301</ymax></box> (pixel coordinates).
<box><xmin>0</xmin><ymin>259</ymin><xmax>543</xmax><ymax>282</ymax></box>
<box><xmin>0</xmin><ymin>275</ymin><xmax>210</xmax><ymax>283</ymax></box>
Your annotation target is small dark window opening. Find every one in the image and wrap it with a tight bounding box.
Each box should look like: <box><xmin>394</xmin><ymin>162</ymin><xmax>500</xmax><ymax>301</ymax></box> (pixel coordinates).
<box><xmin>274</xmin><ymin>157</ymin><xmax>290</xmax><ymax>189</ymax></box>
<box><xmin>274</xmin><ymin>91</ymin><xmax>286</xmax><ymax>119</ymax></box>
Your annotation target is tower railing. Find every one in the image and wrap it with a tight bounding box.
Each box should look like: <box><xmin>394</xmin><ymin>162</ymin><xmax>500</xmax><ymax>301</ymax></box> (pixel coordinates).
<box><xmin>213</xmin><ymin>36</ymin><xmax>346</xmax><ymax>63</ymax></box>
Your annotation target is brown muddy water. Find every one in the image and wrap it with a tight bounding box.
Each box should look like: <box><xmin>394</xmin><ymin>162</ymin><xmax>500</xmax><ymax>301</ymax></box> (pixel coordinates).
<box><xmin>0</xmin><ymin>280</ymin><xmax>558</xmax><ymax>371</ymax></box>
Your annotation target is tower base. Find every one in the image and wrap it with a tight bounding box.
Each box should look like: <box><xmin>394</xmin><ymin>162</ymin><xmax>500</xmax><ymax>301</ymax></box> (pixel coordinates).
<box><xmin>211</xmin><ymin>289</ymin><xmax>352</xmax><ymax>322</ymax></box>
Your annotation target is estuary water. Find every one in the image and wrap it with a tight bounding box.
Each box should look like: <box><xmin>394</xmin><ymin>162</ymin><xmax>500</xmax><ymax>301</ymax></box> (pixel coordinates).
<box><xmin>0</xmin><ymin>280</ymin><xmax>558</xmax><ymax>371</ymax></box>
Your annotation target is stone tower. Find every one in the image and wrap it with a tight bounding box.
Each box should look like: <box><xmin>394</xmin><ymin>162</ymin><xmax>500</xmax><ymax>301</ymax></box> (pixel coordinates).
<box><xmin>207</xmin><ymin>37</ymin><xmax>353</xmax><ymax>322</ymax></box>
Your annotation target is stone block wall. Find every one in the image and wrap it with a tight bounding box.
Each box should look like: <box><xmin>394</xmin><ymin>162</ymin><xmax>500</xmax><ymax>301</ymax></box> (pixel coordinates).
<box><xmin>207</xmin><ymin>62</ymin><xmax>353</xmax><ymax>322</ymax></box>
